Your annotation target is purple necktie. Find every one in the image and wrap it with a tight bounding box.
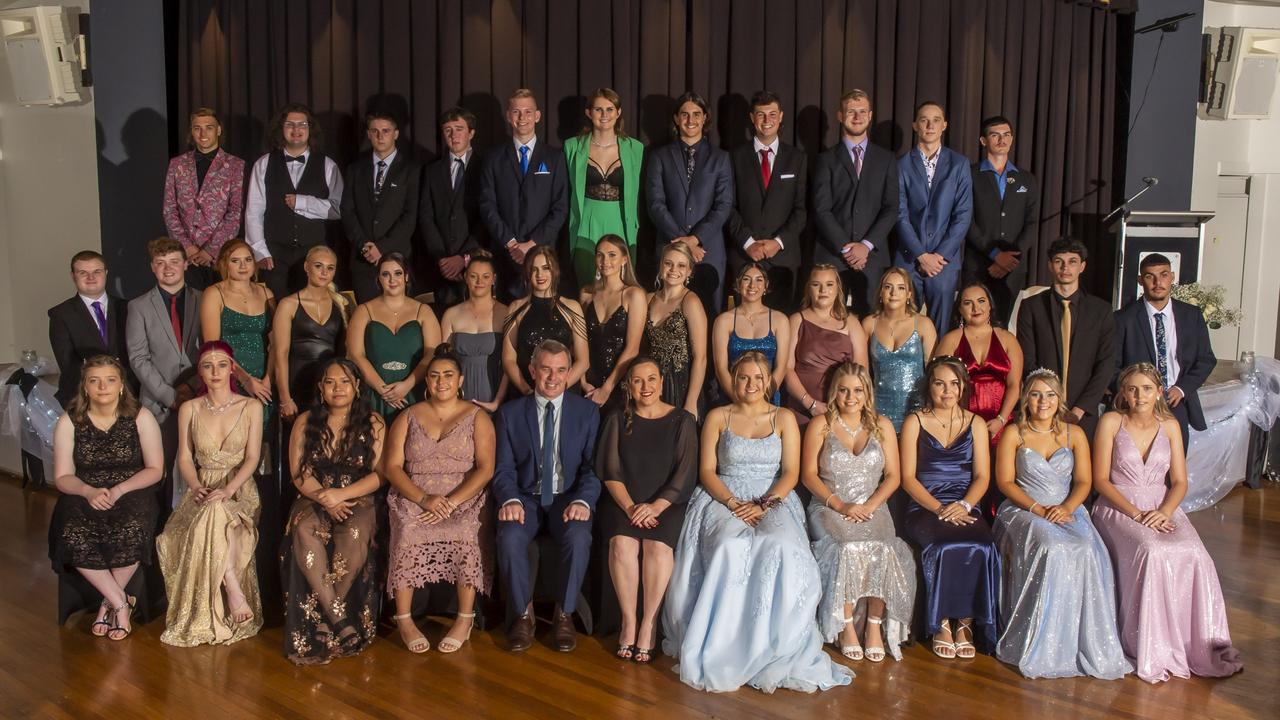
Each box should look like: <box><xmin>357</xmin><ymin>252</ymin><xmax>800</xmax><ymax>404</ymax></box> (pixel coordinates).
<box><xmin>91</xmin><ymin>300</ymin><xmax>108</xmax><ymax>346</ymax></box>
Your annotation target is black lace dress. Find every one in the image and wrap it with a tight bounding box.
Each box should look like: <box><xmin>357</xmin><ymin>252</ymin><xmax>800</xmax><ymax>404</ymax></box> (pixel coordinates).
<box><xmin>586</xmin><ymin>301</ymin><xmax>629</xmax><ymax>410</ymax></box>
<box><xmin>280</xmin><ymin>438</ymin><xmax>380</xmax><ymax>665</ymax></box>
<box><xmin>48</xmin><ymin>416</ymin><xmax>158</xmax><ymax>572</ymax></box>
<box><xmin>514</xmin><ymin>295</ymin><xmax>575</xmax><ymax>388</ymax></box>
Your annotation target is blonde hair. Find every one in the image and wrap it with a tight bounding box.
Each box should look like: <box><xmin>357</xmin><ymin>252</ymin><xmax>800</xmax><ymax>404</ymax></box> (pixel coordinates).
<box><xmin>655</xmin><ymin>242</ymin><xmax>696</xmax><ymax>289</ymax></box>
<box><xmin>509</xmin><ymin>88</ymin><xmax>537</xmax><ymax>107</ymax></box>
<box><xmin>824</xmin><ymin>361</ymin><xmax>880</xmax><ymax>440</ymax></box>
<box><xmin>304</xmin><ymin>245</ymin><xmax>349</xmax><ymax>323</ymax></box>
<box><xmin>1113</xmin><ymin>363</ymin><xmax>1174</xmax><ymax>419</ymax></box>
<box><xmin>800</xmin><ymin>264</ymin><xmax>849</xmax><ymax>321</ymax></box>
<box><xmin>729</xmin><ymin>350</ymin><xmax>776</xmax><ymax>403</ymax></box>
<box><xmin>592</xmin><ymin>234</ymin><xmax>641</xmax><ymax>291</ymax></box>
<box><xmin>1017</xmin><ymin>369</ymin><xmax>1069</xmax><ymax>436</ymax></box>
<box><xmin>874</xmin><ymin>266</ymin><xmax>919</xmax><ymax>316</ymax></box>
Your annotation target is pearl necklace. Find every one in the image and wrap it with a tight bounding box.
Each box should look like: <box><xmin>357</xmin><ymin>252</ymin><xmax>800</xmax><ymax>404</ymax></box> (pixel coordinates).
<box><xmin>204</xmin><ymin>395</ymin><xmax>238</xmax><ymax>414</ymax></box>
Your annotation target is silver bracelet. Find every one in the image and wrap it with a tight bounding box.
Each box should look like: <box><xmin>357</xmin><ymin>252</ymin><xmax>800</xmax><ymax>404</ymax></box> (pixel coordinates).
<box><xmin>824</xmin><ymin>494</ymin><xmax>837</xmax><ymax>509</ymax></box>
<box><xmin>957</xmin><ymin>500</ymin><xmax>973</xmax><ymax>513</ymax></box>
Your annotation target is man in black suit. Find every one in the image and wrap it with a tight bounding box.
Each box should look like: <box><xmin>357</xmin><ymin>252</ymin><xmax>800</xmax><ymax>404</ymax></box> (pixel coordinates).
<box><xmin>964</xmin><ymin>115</ymin><xmax>1040</xmax><ymax>326</ymax></box>
<box><xmin>48</xmin><ymin>251</ymin><xmax>130</xmax><ymax>408</ymax></box>
<box><xmin>1016</xmin><ymin>237</ymin><xmax>1116</xmax><ymax>439</ymax></box>
<box><xmin>727</xmin><ymin>90</ymin><xmax>807</xmax><ymax>311</ymax></box>
<box><xmin>342</xmin><ymin>111</ymin><xmax>420</xmax><ymax>303</ymax></box>
<box><xmin>478</xmin><ymin>89</ymin><xmax>569</xmax><ymax>301</ymax></box>
<box><xmin>420</xmin><ymin>107</ymin><xmax>484</xmax><ymax>309</ymax></box>
<box><xmin>245</xmin><ymin>103</ymin><xmax>344</xmax><ymax>298</ymax></box>
<box><xmin>1113</xmin><ymin>253</ymin><xmax>1216</xmax><ymax>449</ymax></box>
<box><xmin>811</xmin><ymin>89</ymin><xmax>899</xmax><ymax>316</ymax></box>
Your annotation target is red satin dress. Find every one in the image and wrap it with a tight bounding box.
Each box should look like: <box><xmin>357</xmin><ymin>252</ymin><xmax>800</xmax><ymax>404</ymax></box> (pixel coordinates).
<box><xmin>957</xmin><ymin>330</ymin><xmax>1012</xmax><ymax>448</ymax></box>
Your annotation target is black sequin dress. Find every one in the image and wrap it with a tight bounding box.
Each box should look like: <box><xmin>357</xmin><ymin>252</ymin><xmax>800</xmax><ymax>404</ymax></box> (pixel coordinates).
<box><xmin>645</xmin><ymin>308</ymin><xmax>691</xmax><ymax>408</ymax></box>
<box><xmin>515</xmin><ymin>295</ymin><xmax>574</xmax><ymax>387</ymax></box>
<box><xmin>586</xmin><ymin>301</ymin><xmax>629</xmax><ymax>409</ymax></box>
<box><xmin>48</xmin><ymin>417</ymin><xmax>158</xmax><ymax>572</ymax></box>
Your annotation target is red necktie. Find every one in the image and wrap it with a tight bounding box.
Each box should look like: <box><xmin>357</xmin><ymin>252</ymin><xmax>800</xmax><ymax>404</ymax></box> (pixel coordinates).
<box><xmin>169</xmin><ymin>295</ymin><xmax>182</xmax><ymax>344</ymax></box>
<box><xmin>760</xmin><ymin>148</ymin><xmax>772</xmax><ymax>190</ymax></box>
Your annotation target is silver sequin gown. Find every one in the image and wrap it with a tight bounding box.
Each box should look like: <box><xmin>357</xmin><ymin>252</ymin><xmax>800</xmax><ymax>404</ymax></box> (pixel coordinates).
<box><xmin>992</xmin><ymin>445</ymin><xmax>1132</xmax><ymax>679</ymax></box>
<box><xmin>808</xmin><ymin>433</ymin><xmax>917</xmax><ymax>660</ymax></box>
<box><xmin>663</xmin><ymin>423</ymin><xmax>854</xmax><ymax>693</ymax></box>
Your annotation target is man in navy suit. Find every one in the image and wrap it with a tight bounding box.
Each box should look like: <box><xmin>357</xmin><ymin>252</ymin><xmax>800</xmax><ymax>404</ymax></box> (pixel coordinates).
<box><xmin>48</xmin><ymin>251</ymin><xmax>131</xmax><ymax>408</ymax></box>
<box><xmin>493</xmin><ymin>339</ymin><xmax>601</xmax><ymax>652</ymax></box>
<box><xmin>897</xmin><ymin>101</ymin><xmax>972</xmax><ymax>332</ymax></box>
<box><xmin>726</xmin><ymin>90</ymin><xmax>806</xmax><ymax>311</ymax></box>
<box><xmin>1113</xmin><ymin>253</ymin><xmax>1216</xmax><ymax>450</ymax></box>
<box><xmin>811</xmin><ymin>89</ymin><xmax>900</xmax><ymax>316</ymax></box>
<box><xmin>479</xmin><ymin>89</ymin><xmax>569</xmax><ymax>301</ymax></box>
<box><xmin>646</xmin><ymin>91</ymin><xmax>735</xmax><ymax>318</ymax></box>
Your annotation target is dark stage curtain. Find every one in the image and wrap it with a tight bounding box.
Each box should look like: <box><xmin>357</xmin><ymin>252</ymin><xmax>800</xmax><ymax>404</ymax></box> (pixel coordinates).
<box><xmin>176</xmin><ymin>0</ymin><xmax>1135</xmax><ymax>286</ymax></box>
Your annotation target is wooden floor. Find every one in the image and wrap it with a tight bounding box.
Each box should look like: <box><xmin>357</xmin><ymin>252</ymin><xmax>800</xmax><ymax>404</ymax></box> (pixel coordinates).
<box><xmin>4</xmin><ymin>475</ymin><xmax>1276</xmax><ymax>720</ymax></box>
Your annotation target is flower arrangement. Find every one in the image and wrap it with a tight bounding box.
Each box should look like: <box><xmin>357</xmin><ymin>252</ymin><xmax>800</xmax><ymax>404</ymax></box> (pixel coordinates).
<box><xmin>1171</xmin><ymin>283</ymin><xmax>1243</xmax><ymax>329</ymax></box>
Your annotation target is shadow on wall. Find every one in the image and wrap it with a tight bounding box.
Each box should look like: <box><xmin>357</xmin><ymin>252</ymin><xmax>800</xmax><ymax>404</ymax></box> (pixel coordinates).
<box><xmin>716</xmin><ymin>93</ymin><xmax>752</xmax><ymax>151</ymax></box>
<box><xmin>97</xmin><ymin>108</ymin><xmax>169</xmax><ymax>299</ymax></box>
<box><xmin>459</xmin><ymin>92</ymin><xmax>506</xmax><ymax>156</ymax></box>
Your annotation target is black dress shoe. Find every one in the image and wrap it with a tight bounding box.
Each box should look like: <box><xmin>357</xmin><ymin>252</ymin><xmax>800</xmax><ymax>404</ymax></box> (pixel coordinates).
<box><xmin>552</xmin><ymin>609</ymin><xmax>577</xmax><ymax>652</ymax></box>
<box><xmin>508</xmin><ymin>612</ymin><xmax>535</xmax><ymax>652</ymax></box>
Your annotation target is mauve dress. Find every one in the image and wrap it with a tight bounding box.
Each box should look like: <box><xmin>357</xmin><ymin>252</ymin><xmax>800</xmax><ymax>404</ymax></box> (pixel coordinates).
<box><xmin>1091</xmin><ymin>423</ymin><xmax>1243</xmax><ymax>683</ymax></box>
<box><xmin>785</xmin><ymin>319</ymin><xmax>854</xmax><ymax>430</ymax></box>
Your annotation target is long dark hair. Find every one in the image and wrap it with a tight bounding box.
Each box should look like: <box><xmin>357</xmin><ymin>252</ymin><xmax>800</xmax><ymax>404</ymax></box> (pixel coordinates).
<box><xmin>299</xmin><ymin>358</ymin><xmax>377</xmax><ymax>480</ymax></box>
<box><xmin>620</xmin><ymin>355</ymin><xmax>662</xmax><ymax>435</ymax></box>
<box><xmin>502</xmin><ymin>247</ymin><xmax>587</xmax><ymax>339</ymax></box>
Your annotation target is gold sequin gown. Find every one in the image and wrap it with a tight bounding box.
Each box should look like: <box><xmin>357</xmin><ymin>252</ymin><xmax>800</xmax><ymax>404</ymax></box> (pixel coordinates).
<box><xmin>156</xmin><ymin>405</ymin><xmax>262</xmax><ymax>646</ymax></box>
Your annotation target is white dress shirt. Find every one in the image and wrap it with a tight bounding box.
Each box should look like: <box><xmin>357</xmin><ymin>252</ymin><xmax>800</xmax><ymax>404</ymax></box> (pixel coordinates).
<box><xmin>917</xmin><ymin>145</ymin><xmax>940</xmax><ymax>188</ymax></box>
<box><xmin>372</xmin><ymin>148</ymin><xmax>398</xmax><ymax>189</ymax></box>
<box><xmin>1145</xmin><ymin>300</ymin><xmax>1180</xmax><ymax>386</ymax></box>
<box><xmin>743</xmin><ymin>136</ymin><xmax>785</xmax><ymax>251</ymax></box>
<box><xmin>244</xmin><ymin>149</ymin><xmax>345</xmax><ymax>261</ymax></box>
<box><xmin>501</xmin><ymin>392</ymin><xmax>589</xmax><ymax>509</ymax></box>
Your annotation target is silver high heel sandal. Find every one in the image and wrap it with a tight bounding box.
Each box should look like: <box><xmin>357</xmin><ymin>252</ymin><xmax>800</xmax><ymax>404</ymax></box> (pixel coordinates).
<box><xmin>864</xmin><ymin>616</ymin><xmax>886</xmax><ymax>663</ymax></box>
<box><xmin>438</xmin><ymin>611</ymin><xmax>476</xmax><ymax>654</ymax></box>
<box><xmin>839</xmin><ymin>616</ymin><xmax>863</xmax><ymax>661</ymax></box>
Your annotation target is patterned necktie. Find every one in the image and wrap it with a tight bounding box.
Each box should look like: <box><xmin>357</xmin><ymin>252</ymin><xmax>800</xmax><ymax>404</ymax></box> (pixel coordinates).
<box><xmin>169</xmin><ymin>294</ymin><xmax>182</xmax><ymax>344</ymax></box>
<box><xmin>684</xmin><ymin>143</ymin><xmax>697</xmax><ymax>182</ymax></box>
<box><xmin>91</xmin><ymin>300</ymin><xmax>108</xmax><ymax>346</ymax></box>
<box><xmin>453</xmin><ymin>157</ymin><xmax>465</xmax><ymax>192</ymax></box>
<box><xmin>759</xmin><ymin>148</ymin><xmax>772</xmax><ymax>190</ymax></box>
<box><xmin>374</xmin><ymin>159</ymin><xmax>387</xmax><ymax>197</ymax></box>
<box><xmin>1059</xmin><ymin>298</ymin><xmax>1072</xmax><ymax>392</ymax></box>
<box><xmin>1155</xmin><ymin>312</ymin><xmax>1170</xmax><ymax>390</ymax></box>
<box><xmin>853</xmin><ymin>145</ymin><xmax>864</xmax><ymax>179</ymax></box>
<box><xmin>541</xmin><ymin>402</ymin><xmax>556</xmax><ymax>507</ymax></box>
<box><xmin>519</xmin><ymin>145</ymin><xmax>530</xmax><ymax>176</ymax></box>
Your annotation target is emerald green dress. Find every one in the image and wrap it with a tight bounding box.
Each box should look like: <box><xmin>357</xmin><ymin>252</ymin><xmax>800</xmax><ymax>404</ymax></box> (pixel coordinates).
<box><xmin>221</xmin><ymin>306</ymin><xmax>272</xmax><ymax>417</ymax></box>
<box><xmin>364</xmin><ymin>319</ymin><xmax>423</xmax><ymax>424</ymax></box>
<box><xmin>565</xmin><ymin>135</ymin><xmax>644</xmax><ymax>288</ymax></box>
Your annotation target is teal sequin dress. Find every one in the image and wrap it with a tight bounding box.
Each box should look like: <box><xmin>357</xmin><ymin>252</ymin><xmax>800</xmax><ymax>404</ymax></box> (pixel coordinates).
<box><xmin>221</xmin><ymin>306</ymin><xmax>272</xmax><ymax>417</ymax></box>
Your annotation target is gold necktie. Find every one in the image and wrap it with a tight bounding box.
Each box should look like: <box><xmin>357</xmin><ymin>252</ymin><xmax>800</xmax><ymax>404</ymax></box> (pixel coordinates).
<box><xmin>1060</xmin><ymin>298</ymin><xmax>1072</xmax><ymax>392</ymax></box>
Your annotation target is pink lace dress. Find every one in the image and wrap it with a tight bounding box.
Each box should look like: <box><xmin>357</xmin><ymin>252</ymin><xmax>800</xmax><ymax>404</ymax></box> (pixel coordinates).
<box><xmin>386</xmin><ymin>409</ymin><xmax>493</xmax><ymax>594</ymax></box>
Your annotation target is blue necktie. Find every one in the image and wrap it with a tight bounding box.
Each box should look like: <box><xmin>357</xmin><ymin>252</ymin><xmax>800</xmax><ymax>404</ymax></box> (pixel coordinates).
<box><xmin>1155</xmin><ymin>313</ymin><xmax>1170</xmax><ymax>390</ymax></box>
<box><xmin>519</xmin><ymin>145</ymin><xmax>530</xmax><ymax>176</ymax></box>
<box><xmin>540</xmin><ymin>402</ymin><xmax>556</xmax><ymax>507</ymax></box>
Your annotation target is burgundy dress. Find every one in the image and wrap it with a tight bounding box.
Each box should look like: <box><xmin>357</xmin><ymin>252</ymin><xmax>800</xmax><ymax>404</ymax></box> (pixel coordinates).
<box><xmin>785</xmin><ymin>318</ymin><xmax>855</xmax><ymax>430</ymax></box>
<box><xmin>957</xmin><ymin>330</ymin><xmax>1013</xmax><ymax>519</ymax></box>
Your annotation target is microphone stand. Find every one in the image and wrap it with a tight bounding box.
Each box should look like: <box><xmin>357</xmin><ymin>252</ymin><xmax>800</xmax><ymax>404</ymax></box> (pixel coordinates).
<box><xmin>1102</xmin><ymin>179</ymin><xmax>1156</xmax><ymax>225</ymax></box>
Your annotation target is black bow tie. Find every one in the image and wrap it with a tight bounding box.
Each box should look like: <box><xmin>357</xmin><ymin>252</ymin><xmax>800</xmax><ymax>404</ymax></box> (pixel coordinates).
<box><xmin>285</xmin><ymin>155</ymin><xmax>306</xmax><ymax>164</ymax></box>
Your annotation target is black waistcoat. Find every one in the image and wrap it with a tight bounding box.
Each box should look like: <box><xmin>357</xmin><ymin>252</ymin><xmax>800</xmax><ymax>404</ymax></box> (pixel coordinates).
<box><xmin>263</xmin><ymin>149</ymin><xmax>330</xmax><ymax>250</ymax></box>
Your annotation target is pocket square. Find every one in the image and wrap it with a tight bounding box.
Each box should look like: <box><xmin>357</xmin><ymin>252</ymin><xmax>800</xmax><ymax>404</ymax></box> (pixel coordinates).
<box><xmin>779</xmin><ymin>173</ymin><xmax>795</xmax><ymax>179</ymax></box>
<box><xmin>1016</xmin><ymin>186</ymin><xmax>1028</xmax><ymax>193</ymax></box>
<box><xmin>535</xmin><ymin>162</ymin><xmax>549</xmax><ymax>174</ymax></box>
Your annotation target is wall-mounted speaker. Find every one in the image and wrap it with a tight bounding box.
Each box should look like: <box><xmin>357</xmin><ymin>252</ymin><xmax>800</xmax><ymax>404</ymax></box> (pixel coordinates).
<box><xmin>1205</xmin><ymin>26</ymin><xmax>1280</xmax><ymax>120</ymax></box>
<box><xmin>0</xmin><ymin>5</ymin><xmax>85</xmax><ymax>106</ymax></box>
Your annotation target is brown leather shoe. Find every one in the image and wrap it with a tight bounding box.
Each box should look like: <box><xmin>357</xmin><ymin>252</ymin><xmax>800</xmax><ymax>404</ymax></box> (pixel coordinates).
<box><xmin>552</xmin><ymin>608</ymin><xmax>577</xmax><ymax>652</ymax></box>
<box><xmin>508</xmin><ymin>612</ymin><xmax>535</xmax><ymax>652</ymax></box>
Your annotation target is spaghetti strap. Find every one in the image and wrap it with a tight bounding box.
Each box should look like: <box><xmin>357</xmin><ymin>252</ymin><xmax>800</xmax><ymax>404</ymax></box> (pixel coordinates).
<box><xmin>732</xmin><ymin>306</ymin><xmax>738</xmax><ymax>333</ymax></box>
<box><xmin>767</xmin><ymin>310</ymin><xmax>773</xmax><ymax>332</ymax></box>
<box><xmin>769</xmin><ymin>408</ymin><xmax>778</xmax><ymax>433</ymax></box>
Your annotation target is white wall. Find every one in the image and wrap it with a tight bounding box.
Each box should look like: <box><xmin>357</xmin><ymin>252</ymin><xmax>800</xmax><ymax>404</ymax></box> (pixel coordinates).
<box><xmin>0</xmin><ymin>0</ymin><xmax>98</xmax><ymax>364</ymax></box>
<box><xmin>1193</xmin><ymin>1</ymin><xmax>1280</xmax><ymax>359</ymax></box>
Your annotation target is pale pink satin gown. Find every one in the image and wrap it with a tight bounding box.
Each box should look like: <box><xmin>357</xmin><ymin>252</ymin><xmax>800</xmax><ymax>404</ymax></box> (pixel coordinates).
<box><xmin>1091</xmin><ymin>422</ymin><xmax>1243</xmax><ymax>683</ymax></box>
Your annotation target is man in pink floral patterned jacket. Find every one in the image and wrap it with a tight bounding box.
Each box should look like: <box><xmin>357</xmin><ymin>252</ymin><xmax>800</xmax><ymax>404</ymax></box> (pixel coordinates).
<box><xmin>162</xmin><ymin>107</ymin><xmax>246</xmax><ymax>289</ymax></box>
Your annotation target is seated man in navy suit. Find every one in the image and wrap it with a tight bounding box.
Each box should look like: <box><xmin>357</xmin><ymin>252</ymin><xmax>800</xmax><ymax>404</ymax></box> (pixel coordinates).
<box><xmin>493</xmin><ymin>339</ymin><xmax>601</xmax><ymax>652</ymax></box>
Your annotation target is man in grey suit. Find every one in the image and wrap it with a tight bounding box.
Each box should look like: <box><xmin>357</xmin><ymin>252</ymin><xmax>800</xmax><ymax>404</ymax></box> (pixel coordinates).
<box><xmin>127</xmin><ymin>237</ymin><xmax>203</xmax><ymax>506</ymax></box>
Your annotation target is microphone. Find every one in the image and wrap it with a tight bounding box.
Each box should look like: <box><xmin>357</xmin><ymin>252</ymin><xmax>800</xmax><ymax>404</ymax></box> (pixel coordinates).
<box><xmin>1142</xmin><ymin>176</ymin><xmax>1159</xmax><ymax>186</ymax></box>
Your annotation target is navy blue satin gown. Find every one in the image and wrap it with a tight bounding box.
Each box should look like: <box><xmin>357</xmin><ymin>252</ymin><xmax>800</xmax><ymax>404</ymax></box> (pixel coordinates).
<box><xmin>903</xmin><ymin>415</ymin><xmax>1001</xmax><ymax>651</ymax></box>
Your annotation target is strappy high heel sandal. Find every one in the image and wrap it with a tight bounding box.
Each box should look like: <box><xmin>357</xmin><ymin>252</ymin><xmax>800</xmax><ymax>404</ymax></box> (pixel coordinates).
<box><xmin>438</xmin><ymin>612</ymin><xmax>476</xmax><ymax>654</ymax></box>
<box><xmin>954</xmin><ymin>621</ymin><xmax>976</xmax><ymax>659</ymax></box>
<box><xmin>393</xmin><ymin>612</ymin><xmax>430</xmax><ymax>653</ymax></box>
<box><xmin>932</xmin><ymin>619</ymin><xmax>956</xmax><ymax>659</ymax></box>
<box><xmin>107</xmin><ymin>601</ymin><xmax>133</xmax><ymax>641</ymax></box>
<box><xmin>864</xmin><ymin>616</ymin><xmax>886</xmax><ymax>663</ymax></box>
<box><xmin>91</xmin><ymin>600</ymin><xmax>113</xmax><ymax>637</ymax></box>
<box><xmin>839</xmin><ymin>616</ymin><xmax>863</xmax><ymax>661</ymax></box>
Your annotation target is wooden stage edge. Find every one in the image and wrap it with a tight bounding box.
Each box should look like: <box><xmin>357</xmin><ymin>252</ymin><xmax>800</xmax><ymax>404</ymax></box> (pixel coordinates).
<box><xmin>2</xmin><ymin>473</ymin><xmax>1276</xmax><ymax>720</ymax></box>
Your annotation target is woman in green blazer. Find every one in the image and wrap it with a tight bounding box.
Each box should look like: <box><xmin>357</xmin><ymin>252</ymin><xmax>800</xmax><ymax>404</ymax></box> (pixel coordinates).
<box><xmin>564</xmin><ymin>88</ymin><xmax>645</xmax><ymax>289</ymax></box>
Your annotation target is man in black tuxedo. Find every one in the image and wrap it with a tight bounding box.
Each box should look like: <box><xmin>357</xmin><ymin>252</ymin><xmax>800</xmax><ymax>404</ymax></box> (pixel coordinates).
<box><xmin>964</xmin><ymin>116</ymin><xmax>1040</xmax><ymax>326</ymax></box>
<box><xmin>48</xmin><ymin>251</ymin><xmax>130</xmax><ymax>408</ymax></box>
<box><xmin>1113</xmin><ymin>253</ymin><xmax>1216</xmax><ymax>450</ymax></box>
<box><xmin>811</xmin><ymin>89</ymin><xmax>899</xmax><ymax>316</ymax></box>
<box><xmin>1016</xmin><ymin>237</ymin><xmax>1116</xmax><ymax>439</ymax></box>
<box><xmin>244</xmin><ymin>103</ymin><xmax>344</xmax><ymax>298</ymax></box>
<box><xmin>478</xmin><ymin>89</ymin><xmax>569</xmax><ymax>301</ymax></box>
<box><xmin>727</xmin><ymin>90</ymin><xmax>807</xmax><ymax>311</ymax></box>
<box><xmin>341</xmin><ymin>111</ymin><xmax>420</xmax><ymax>303</ymax></box>
<box><xmin>420</xmin><ymin>107</ymin><xmax>484</xmax><ymax>309</ymax></box>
